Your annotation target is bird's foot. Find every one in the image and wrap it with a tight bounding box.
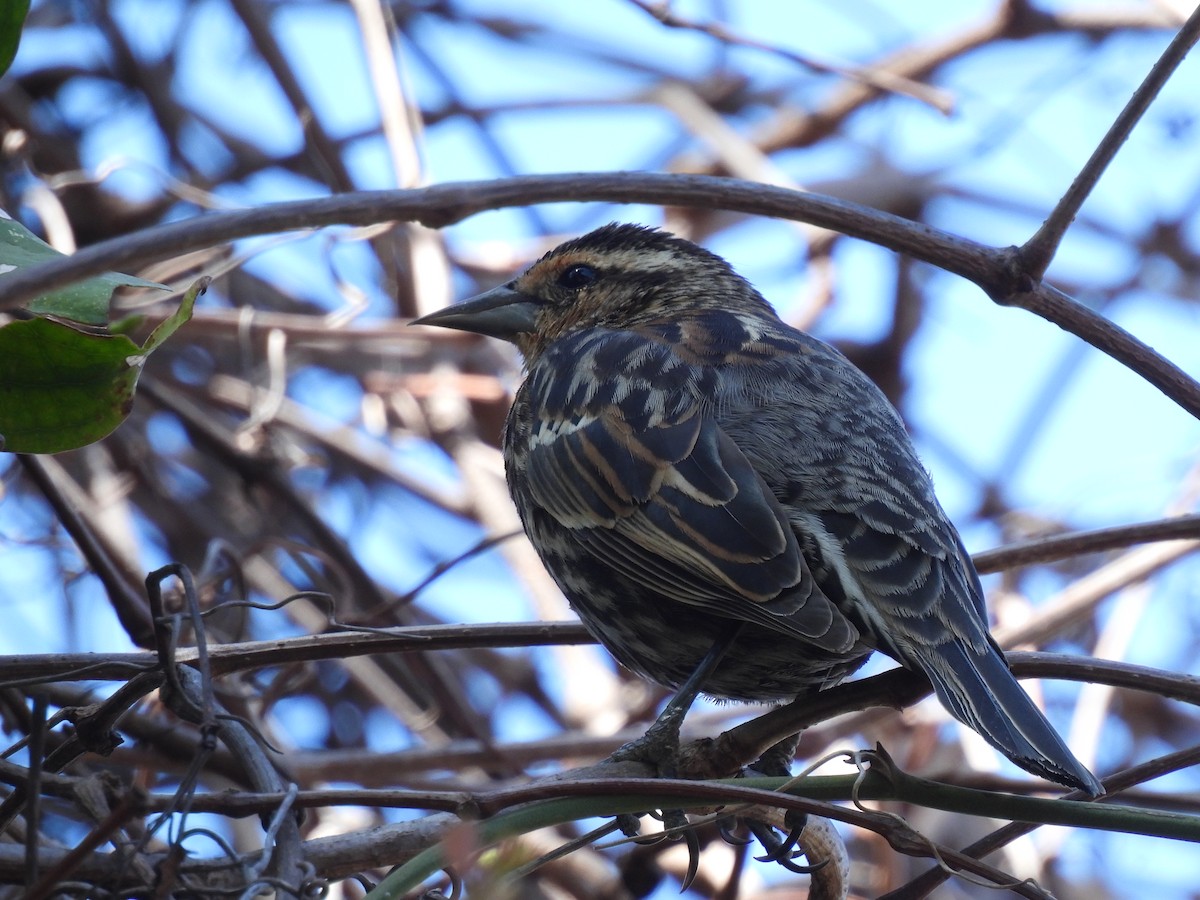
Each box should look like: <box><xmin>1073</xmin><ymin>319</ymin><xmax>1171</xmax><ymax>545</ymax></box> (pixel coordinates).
<box><xmin>610</xmin><ymin>704</ymin><xmax>686</xmax><ymax>776</ymax></box>
<box><xmin>609</xmin><ymin>707</ymin><xmax>692</xmax><ymax>857</ymax></box>
<box><xmin>744</xmin><ymin>733</ymin><xmax>800</xmax><ymax>779</ymax></box>
<box><xmin>718</xmin><ymin>735</ymin><xmax>830</xmax><ymax>874</ymax></box>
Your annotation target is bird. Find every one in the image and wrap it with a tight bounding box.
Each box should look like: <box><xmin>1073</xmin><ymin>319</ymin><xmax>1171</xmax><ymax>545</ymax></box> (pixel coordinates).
<box><xmin>413</xmin><ymin>222</ymin><xmax>1103</xmax><ymax>796</ymax></box>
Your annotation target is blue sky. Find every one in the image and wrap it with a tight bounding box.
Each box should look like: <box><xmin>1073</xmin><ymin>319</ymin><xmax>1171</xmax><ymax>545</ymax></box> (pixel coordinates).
<box><xmin>5</xmin><ymin>1</ymin><xmax>1200</xmax><ymax>896</ymax></box>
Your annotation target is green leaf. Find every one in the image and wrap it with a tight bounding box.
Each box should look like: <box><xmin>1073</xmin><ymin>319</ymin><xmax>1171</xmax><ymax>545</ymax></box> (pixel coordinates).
<box><xmin>0</xmin><ymin>0</ymin><xmax>29</xmax><ymax>79</ymax></box>
<box><xmin>0</xmin><ymin>278</ymin><xmax>205</xmax><ymax>454</ymax></box>
<box><xmin>0</xmin><ymin>212</ymin><xmax>169</xmax><ymax>325</ymax></box>
<box><xmin>0</xmin><ymin>318</ymin><xmax>141</xmax><ymax>453</ymax></box>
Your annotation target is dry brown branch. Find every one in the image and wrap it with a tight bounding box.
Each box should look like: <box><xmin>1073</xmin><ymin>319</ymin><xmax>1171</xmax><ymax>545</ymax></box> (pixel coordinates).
<box><xmin>3</xmin><ymin>4</ymin><xmax>1199</xmax><ymax>898</ymax></box>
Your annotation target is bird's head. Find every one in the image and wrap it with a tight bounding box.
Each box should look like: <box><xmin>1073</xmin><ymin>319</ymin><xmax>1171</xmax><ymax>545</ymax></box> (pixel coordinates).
<box><xmin>412</xmin><ymin>223</ymin><xmax>774</xmax><ymax>361</ymax></box>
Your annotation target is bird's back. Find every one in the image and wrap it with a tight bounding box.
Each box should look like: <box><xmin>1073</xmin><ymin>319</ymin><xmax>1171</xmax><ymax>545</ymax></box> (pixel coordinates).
<box><xmin>703</xmin><ymin>316</ymin><xmax>986</xmax><ymax>643</ymax></box>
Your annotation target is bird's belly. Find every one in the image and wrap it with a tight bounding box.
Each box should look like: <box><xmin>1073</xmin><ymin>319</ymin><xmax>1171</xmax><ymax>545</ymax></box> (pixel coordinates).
<box><xmin>539</xmin><ymin>541</ymin><xmax>871</xmax><ymax>702</ymax></box>
<box><xmin>587</xmin><ymin>608</ymin><xmax>870</xmax><ymax>701</ymax></box>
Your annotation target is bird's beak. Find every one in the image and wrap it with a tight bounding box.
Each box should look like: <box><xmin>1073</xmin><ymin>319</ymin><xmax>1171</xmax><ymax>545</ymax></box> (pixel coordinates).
<box><xmin>410</xmin><ymin>284</ymin><xmax>542</xmax><ymax>342</ymax></box>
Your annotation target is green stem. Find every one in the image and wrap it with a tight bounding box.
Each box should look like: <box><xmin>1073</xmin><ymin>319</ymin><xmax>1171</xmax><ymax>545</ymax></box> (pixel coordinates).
<box><xmin>366</xmin><ymin>770</ymin><xmax>1200</xmax><ymax>897</ymax></box>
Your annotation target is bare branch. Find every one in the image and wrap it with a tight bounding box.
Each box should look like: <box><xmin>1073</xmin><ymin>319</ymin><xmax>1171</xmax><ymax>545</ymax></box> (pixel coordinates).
<box><xmin>1021</xmin><ymin>6</ymin><xmax>1200</xmax><ymax>278</ymax></box>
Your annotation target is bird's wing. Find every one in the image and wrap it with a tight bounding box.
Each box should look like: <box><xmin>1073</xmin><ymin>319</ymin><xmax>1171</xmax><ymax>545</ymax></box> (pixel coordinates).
<box><xmin>830</xmin><ymin>508</ymin><xmax>1103</xmax><ymax>792</ymax></box>
<box><xmin>739</xmin><ymin>331</ymin><xmax>1099</xmax><ymax>792</ymax></box>
<box><xmin>702</xmin><ymin>324</ymin><xmax>985</xmax><ymax>637</ymax></box>
<box><xmin>518</xmin><ymin>329</ymin><xmax>858</xmax><ymax>650</ymax></box>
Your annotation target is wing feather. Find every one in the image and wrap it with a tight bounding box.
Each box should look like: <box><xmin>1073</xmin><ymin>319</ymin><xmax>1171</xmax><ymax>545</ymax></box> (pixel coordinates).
<box><xmin>519</xmin><ymin>333</ymin><xmax>858</xmax><ymax>649</ymax></box>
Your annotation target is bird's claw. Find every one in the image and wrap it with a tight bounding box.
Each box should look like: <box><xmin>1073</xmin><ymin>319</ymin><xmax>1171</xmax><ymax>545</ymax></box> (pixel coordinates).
<box><xmin>614</xmin><ymin>813</ymin><xmax>644</xmax><ymax>837</ymax></box>
<box><xmin>746</xmin><ymin>815</ymin><xmax>827</xmax><ymax>874</ymax></box>
<box><xmin>653</xmin><ymin>807</ymin><xmax>690</xmax><ymax>836</ymax></box>
<box><xmin>717</xmin><ymin>817</ymin><xmax>754</xmax><ymax>846</ymax></box>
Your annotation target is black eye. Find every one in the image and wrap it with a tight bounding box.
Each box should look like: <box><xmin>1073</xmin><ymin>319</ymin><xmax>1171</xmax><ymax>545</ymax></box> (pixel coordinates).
<box><xmin>557</xmin><ymin>264</ymin><xmax>597</xmax><ymax>290</ymax></box>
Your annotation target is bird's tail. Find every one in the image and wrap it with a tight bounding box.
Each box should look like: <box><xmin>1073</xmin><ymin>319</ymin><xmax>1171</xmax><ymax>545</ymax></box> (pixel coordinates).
<box><xmin>924</xmin><ymin>639</ymin><xmax>1104</xmax><ymax>796</ymax></box>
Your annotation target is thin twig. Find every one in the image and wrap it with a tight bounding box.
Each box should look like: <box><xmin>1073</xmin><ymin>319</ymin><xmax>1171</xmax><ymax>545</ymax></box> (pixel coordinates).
<box><xmin>994</xmin><ymin>537</ymin><xmax>1199</xmax><ymax>647</ymax></box>
<box><xmin>2</xmin><ymin>173</ymin><xmax>1198</xmax><ymax>420</ymax></box>
<box><xmin>23</xmin><ymin>795</ymin><xmax>141</xmax><ymax>900</ymax></box>
<box><xmin>1020</xmin><ymin>7</ymin><xmax>1200</xmax><ymax>279</ymax></box>
<box><xmin>996</xmin><ymin>280</ymin><xmax>1200</xmax><ymax>424</ymax></box>
<box><xmin>0</xmin><ymin>174</ymin><xmax>988</xmax><ymax>310</ymax></box>
<box><xmin>22</xmin><ymin>696</ymin><xmax>46</xmax><ymax>891</ymax></box>
<box><xmin>15</xmin><ymin>456</ymin><xmax>156</xmax><ymax>646</ymax></box>
<box><xmin>628</xmin><ymin>0</ymin><xmax>955</xmax><ymax>112</ymax></box>
<box><xmin>973</xmin><ymin>514</ymin><xmax>1200</xmax><ymax>573</ymax></box>
<box><xmin>881</xmin><ymin>741</ymin><xmax>1200</xmax><ymax>899</ymax></box>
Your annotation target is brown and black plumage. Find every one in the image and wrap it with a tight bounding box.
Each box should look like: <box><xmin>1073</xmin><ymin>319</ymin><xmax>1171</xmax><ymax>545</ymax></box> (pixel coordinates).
<box><xmin>414</xmin><ymin>223</ymin><xmax>1103</xmax><ymax>795</ymax></box>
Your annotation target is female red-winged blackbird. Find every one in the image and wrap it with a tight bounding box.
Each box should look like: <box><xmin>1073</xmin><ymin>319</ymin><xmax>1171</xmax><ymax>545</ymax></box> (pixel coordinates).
<box><xmin>414</xmin><ymin>223</ymin><xmax>1103</xmax><ymax>795</ymax></box>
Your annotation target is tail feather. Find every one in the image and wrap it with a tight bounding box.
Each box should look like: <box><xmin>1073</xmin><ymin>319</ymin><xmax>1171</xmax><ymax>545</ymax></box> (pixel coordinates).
<box><xmin>925</xmin><ymin>639</ymin><xmax>1104</xmax><ymax>796</ymax></box>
